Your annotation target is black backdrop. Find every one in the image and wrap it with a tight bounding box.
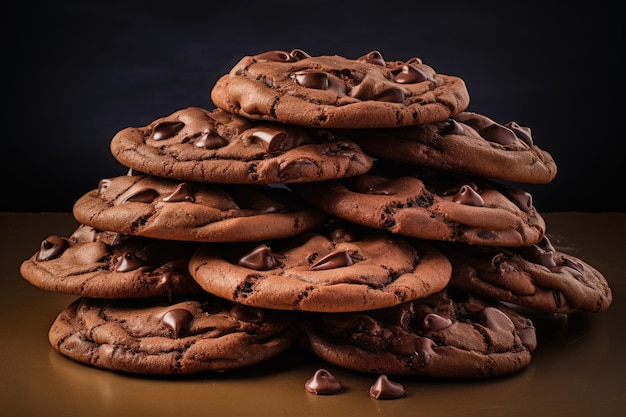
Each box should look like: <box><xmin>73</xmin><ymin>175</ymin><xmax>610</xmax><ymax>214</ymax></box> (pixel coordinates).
<box><xmin>4</xmin><ymin>1</ymin><xmax>624</xmax><ymax>213</ymax></box>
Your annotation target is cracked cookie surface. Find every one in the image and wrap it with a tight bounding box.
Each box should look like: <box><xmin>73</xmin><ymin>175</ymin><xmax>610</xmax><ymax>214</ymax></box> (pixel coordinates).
<box><xmin>48</xmin><ymin>296</ymin><xmax>298</xmax><ymax>374</ymax></box>
<box><xmin>290</xmin><ymin>164</ymin><xmax>546</xmax><ymax>246</ymax></box>
<box><xmin>20</xmin><ymin>224</ymin><xmax>203</xmax><ymax>298</ymax></box>
<box><xmin>300</xmin><ymin>289</ymin><xmax>537</xmax><ymax>378</ymax></box>
<box><xmin>348</xmin><ymin>111</ymin><xmax>558</xmax><ymax>184</ymax></box>
<box><xmin>110</xmin><ymin>107</ymin><xmax>373</xmax><ymax>184</ymax></box>
<box><xmin>188</xmin><ymin>223</ymin><xmax>451</xmax><ymax>312</ymax></box>
<box><xmin>72</xmin><ymin>174</ymin><xmax>327</xmax><ymax>242</ymax></box>
<box><xmin>437</xmin><ymin>236</ymin><xmax>613</xmax><ymax>313</ymax></box>
<box><xmin>210</xmin><ymin>49</ymin><xmax>470</xmax><ymax>128</ymax></box>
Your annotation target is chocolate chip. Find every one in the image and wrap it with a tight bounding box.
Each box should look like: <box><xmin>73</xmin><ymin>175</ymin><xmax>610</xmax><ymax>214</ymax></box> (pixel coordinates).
<box><xmin>152</xmin><ymin>121</ymin><xmax>184</xmax><ymax>141</ymax></box>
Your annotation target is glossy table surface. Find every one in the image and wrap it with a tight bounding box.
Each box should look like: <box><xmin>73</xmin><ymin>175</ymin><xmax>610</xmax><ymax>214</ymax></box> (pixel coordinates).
<box><xmin>1</xmin><ymin>212</ymin><xmax>624</xmax><ymax>417</ymax></box>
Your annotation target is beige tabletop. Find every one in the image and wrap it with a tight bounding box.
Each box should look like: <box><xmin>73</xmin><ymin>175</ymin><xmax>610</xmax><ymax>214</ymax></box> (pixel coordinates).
<box><xmin>1</xmin><ymin>212</ymin><xmax>624</xmax><ymax>417</ymax></box>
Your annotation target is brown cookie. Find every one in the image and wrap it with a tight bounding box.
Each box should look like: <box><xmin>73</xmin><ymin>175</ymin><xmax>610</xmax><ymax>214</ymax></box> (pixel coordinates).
<box><xmin>437</xmin><ymin>236</ymin><xmax>613</xmax><ymax>313</ymax></box>
<box><xmin>347</xmin><ymin>111</ymin><xmax>558</xmax><ymax>184</ymax></box>
<box><xmin>72</xmin><ymin>174</ymin><xmax>327</xmax><ymax>242</ymax></box>
<box><xmin>20</xmin><ymin>224</ymin><xmax>204</xmax><ymax>299</ymax></box>
<box><xmin>290</xmin><ymin>164</ymin><xmax>546</xmax><ymax>247</ymax></box>
<box><xmin>188</xmin><ymin>222</ymin><xmax>451</xmax><ymax>312</ymax></box>
<box><xmin>210</xmin><ymin>49</ymin><xmax>470</xmax><ymax>128</ymax></box>
<box><xmin>300</xmin><ymin>289</ymin><xmax>537</xmax><ymax>379</ymax></box>
<box><xmin>110</xmin><ymin>107</ymin><xmax>373</xmax><ymax>184</ymax></box>
<box><xmin>48</xmin><ymin>296</ymin><xmax>298</xmax><ymax>374</ymax></box>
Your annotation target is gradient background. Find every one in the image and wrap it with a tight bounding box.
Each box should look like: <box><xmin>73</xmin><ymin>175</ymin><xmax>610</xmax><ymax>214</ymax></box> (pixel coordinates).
<box><xmin>4</xmin><ymin>1</ymin><xmax>624</xmax><ymax>213</ymax></box>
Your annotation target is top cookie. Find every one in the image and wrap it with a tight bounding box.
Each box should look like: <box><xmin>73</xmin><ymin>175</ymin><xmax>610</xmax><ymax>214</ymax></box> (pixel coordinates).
<box><xmin>210</xmin><ymin>49</ymin><xmax>470</xmax><ymax>128</ymax></box>
<box><xmin>110</xmin><ymin>107</ymin><xmax>373</xmax><ymax>184</ymax></box>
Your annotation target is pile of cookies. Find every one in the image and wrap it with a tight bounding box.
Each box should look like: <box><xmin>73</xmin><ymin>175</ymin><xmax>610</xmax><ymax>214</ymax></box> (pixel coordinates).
<box><xmin>20</xmin><ymin>50</ymin><xmax>612</xmax><ymax>388</ymax></box>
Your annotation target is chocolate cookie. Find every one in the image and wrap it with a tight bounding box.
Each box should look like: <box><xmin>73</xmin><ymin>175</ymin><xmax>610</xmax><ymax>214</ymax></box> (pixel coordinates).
<box><xmin>437</xmin><ymin>236</ymin><xmax>613</xmax><ymax>313</ymax></box>
<box><xmin>48</xmin><ymin>296</ymin><xmax>298</xmax><ymax>374</ymax></box>
<box><xmin>290</xmin><ymin>164</ymin><xmax>546</xmax><ymax>247</ymax></box>
<box><xmin>300</xmin><ymin>289</ymin><xmax>537</xmax><ymax>379</ymax></box>
<box><xmin>188</xmin><ymin>223</ymin><xmax>451</xmax><ymax>312</ymax></box>
<box><xmin>210</xmin><ymin>49</ymin><xmax>470</xmax><ymax>128</ymax></box>
<box><xmin>348</xmin><ymin>111</ymin><xmax>558</xmax><ymax>184</ymax></box>
<box><xmin>20</xmin><ymin>224</ymin><xmax>204</xmax><ymax>299</ymax></box>
<box><xmin>72</xmin><ymin>174</ymin><xmax>327</xmax><ymax>242</ymax></box>
<box><xmin>110</xmin><ymin>107</ymin><xmax>373</xmax><ymax>184</ymax></box>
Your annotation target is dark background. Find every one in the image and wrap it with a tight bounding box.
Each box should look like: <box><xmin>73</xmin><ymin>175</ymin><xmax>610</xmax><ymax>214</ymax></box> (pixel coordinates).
<box><xmin>4</xmin><ymin>1</ymin><xmax>624</xmax><ymax>213</ymax></box>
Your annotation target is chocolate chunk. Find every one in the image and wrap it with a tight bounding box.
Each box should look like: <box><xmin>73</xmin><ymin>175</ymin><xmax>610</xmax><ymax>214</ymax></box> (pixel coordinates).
<box><xmin>163</xmin><ymin>183</ymin><xmax>195</xmax><ymax>203</ymax></box>
<box><xmin>36</xmin><ymin>236</ymin><xmax>69</xmax><ymax>261</ymax></box>
<box><xmin>310</xmin><ymin>250</ymin><xmax>353</xmax><ymax>271</ymax></box>
<box><xmin>505</xmin><ymin>121</ymin><xmax>533</xmax><ymax>146</ymax></box>
<box><xmin>452</xmin><ymin>184</ymin><xmax>485</xmax><ymax>206</ymax></box>
<box><xmin>237</xmin><ymin>244</ymin><xmax>280</xmax><ymax>270</ymax></box>
<box><xmin>113</xmin><ymin>252</ymin><xmax>145</xmax><ymax>272</ymax></box>
<box><xmin>254</xmin><ymin>50</ymin><xmax>297</xmax><ymax>63</ymax></box>
<box><xmin>479</xmin><ymin>123</ymin><xmax>517</xmax><ymax>145</ymax></box>
<box><xmin>504</xmin><ymin>188</ymin><xmax>533</xmax><ymax>213</ymax></box>
<box><xmin>230</xmin><ymin>304</ymin><xmax>264</xmax><ymax>323</ymax></box>
<box><xmin>161</xmin><ymin>308</ymin><xmax>193</xmax><ymax>338</ymax></box>
<box><xmin>394</xmin><ymin>64</ymin><xmax>430</xmax><ymax>84</ymax></box>
<box><xmin>422</xmin><ymin>313</ymin><xmax>453</xmax><ymax>331</ymax></box>
<box><xmin>358</xmin><ymin>50</ymin><xmax>386</xmax><ymax>66</ymax></box>
<box><xmin>120</xmin><ymin>188</ymin><xmax>159</xmax><ymax>204</ymax></box>
<box><xmin>291</xmin><ymin>70</ymin><xmax>329</xmax><ymax>90</ymax></box>
<box><xmin>152</xmin><ymin>121</ymin><xmax>184</xmax><ymax>141</ymax></box>
<box><xmin>250</xmin><ymin>126</ymin><xmax>295</xmax><ymax>153</ymax></box>
<box><xmin>194</xmin><ymin>129</ymin><xmax>228</xmax><ymax>149</ymax></box>
<box><xmin>441</xmin><ymin>118</ymin><xmax>465</xmax><ymax>135</ymax></box>
<box><xmin>369</xmin><ymin>374</ymin><xmax>406</xmax><ymax>400</ymax></box>
<box><xmin>304</xmin><ymin>369</ymin><xmax>343</xmax><ymax>395</ymax></box>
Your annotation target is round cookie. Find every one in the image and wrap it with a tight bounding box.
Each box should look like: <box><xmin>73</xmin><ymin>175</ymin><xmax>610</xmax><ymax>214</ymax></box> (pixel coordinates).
<box><xmin>188</xmin><ymin>222</ymin><xmax>451</xmax><ymax>312</ymax></box>
<box><xmin>20</xmin><ymin>224</ymin><xmax>204</xmax><ymax>299</ymax></box>
<box><xmin>436</xmin><ymin>236</ymin><xmax>613</xmax><ymax>313</ymax></box>
<box><xmin>210</xmin><ymin>49</ymin><xmax>470</xmax><ymax>128</ymax></box>
<box><xmin>300</xmin><ymin>289</ymin><xmax>537</xmax><ymax>379</ymax></box>
<box><xmin>110</xmin><ymin>107</ymin><xmax>373</xmax><ymax>184</ymax></box>
<box><xmin>48</xmin><ymin>296</ymin><xmax>298</xmax><ymax>375</ymax></box>
<box><xmin>72</xmin><ymin>174</ymin><xmax>327</xmax><ymax>242</ymax></box>
<box><xmin>348</xmin><ymin>111</ymin><xmax>558</xmax><ymax>184</ymax></box>
<box><xmin>290</xmin><ymin>164</ymin><xmax>546</xmax><ymax>247</ymax></box>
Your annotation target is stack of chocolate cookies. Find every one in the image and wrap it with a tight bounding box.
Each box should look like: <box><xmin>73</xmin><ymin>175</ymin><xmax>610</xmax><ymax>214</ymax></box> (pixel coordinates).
<box><xmin>20</xmin><ymin>49</ymin><xmax>612</xmax><ymax>384</ymax></box>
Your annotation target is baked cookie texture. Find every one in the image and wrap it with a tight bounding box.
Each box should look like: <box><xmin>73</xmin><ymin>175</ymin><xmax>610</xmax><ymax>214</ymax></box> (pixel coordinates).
<box><xmin>48</xmin><ymin>296</ymin><xmax>298</xmax><ymax>374</ymax></box>
<box><xmin>73</xmin><ymin>174</ymin><xmax>327</xmax><ymax>242</ymax></box>
<box><xmin>290</xmin><ymin>164</ymin><xmax>546</xmax><ymax>247</ymax></box>
<box><xmin>18</xmin><ymin>47</ymin><xmax>614</xmax><ymax>381</ymax></box>
<box><xmin>188</xmin><ymin>223</ymin><xmax>451</xmax><ymax>312</ymax></box>
<box><xmin>300</xmin><ymin>289</ymin><xmax>537</xmax><ymax>379</ymax></box>
<box><xmin>19</xmin><ymin>224</ymin><xmax>203</xmax><ymax>298</ymax></box>
<box><xmin>347</xmin><ymin>111</ymin><xmax>558</xmax><ymax>184</ymax></box>
<box><xmin>210</xmin><ymin>50</ymin><xmax>470</xmax><ymax>128</ymax></box>
<box><xmin>110</xmin><ymin>107</ymin><xmax>373</xmax><ymax>184</ymax></box>
<box><xmin>437</xmin><ymin>236</ymin><xmax>613</xmax><ymax>313</ymax></box>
